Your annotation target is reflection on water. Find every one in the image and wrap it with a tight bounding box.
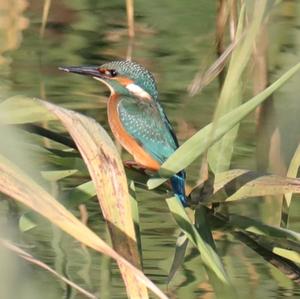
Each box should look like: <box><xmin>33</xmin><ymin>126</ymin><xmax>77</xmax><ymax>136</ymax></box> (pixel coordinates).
<box><xmin>1</xmin><ymin>0</ymin><xmax>300</xmax><ymax>298</ymax></box>
<box><xmin>0</xmin><ymin>0</ymin><xmax>29</xmax><ymax>103</ymax></box>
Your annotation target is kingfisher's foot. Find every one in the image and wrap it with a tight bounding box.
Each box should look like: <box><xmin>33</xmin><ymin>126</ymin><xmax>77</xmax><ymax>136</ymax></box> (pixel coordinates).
<box><xmin>124</xmin><ymin>160</ymin><xmax>148</xmax><ymax>171</ymax></box>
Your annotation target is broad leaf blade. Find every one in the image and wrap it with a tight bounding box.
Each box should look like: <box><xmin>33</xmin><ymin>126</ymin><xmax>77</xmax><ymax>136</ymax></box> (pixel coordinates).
<box><xmin>0</xmin><ymin>96</ymin><xmax>56</xmax><ymax>124</ymax></box>
<box><xmin>167</xmin><ymin>232</ymin><xmax>188</xmax><ymax>285</ymax></box>
<box><xmin>19</xmin><ymin>212</ymin><xmax>38</xmax><ymax>232</ymax></box>
<box><xmin>208</xmin><ymin>1</ymin><xmax>267</xmax><ymax>173</ymax></box>
<box><xmin>203</xmin><ymin>169</ymin><xmax>300</xmax><ymax>203</ymax></box>
<box><xmin>41</xmin><ymin>169</ymin><xmax>78</xmax><ymax>181</ymax></box>
<box><xmin>0</xmin><ymin>151</ymin><xmax>167</xmax><ymax>299</ymax></box>
<box><xmin>217</xmin><ymin>213</ymin><xmax>300</xmax><ymax>242</ymax></box>
<box><xmin>273</xmin><ymin>248</ymin><xmax>300</xmax><ymax>264</ymax></box>
<box><xmin>148</xmin><ymin>62</ymin><xmax>300</xmax><ymax>189</ymax></box>
<box><xmin>129</xmin><ymin>181</ymin><xmax>143</xmax><ymax>267</ymax></box>
<box><xmin>285</xmin><ymin>144</ymin><xmax>300</xmax><ymax>207</ymax></box>
<box><xmin>166</xmin><ymin>197</ymin><xmax>229</xmax><ymax>283</ymax></box>
<box><xmin>41</xmin><ymin>100</ymin><xmax>148</xmax><ymax>299</ymax></box>
<box><xmin>66</xmin><ymin>180</ymin><xmax>96</xmax><ymax>207</ymax></box>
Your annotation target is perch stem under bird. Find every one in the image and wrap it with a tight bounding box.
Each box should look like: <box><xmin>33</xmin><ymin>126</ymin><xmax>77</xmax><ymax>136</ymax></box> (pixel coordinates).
<box><xmin>59</xmin><ymin>61</ymin><xmax>189</xmax><ymax>206</ymax></box>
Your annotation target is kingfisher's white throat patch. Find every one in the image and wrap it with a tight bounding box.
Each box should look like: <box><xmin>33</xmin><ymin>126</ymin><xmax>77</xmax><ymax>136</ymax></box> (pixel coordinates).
<box><xmin>93</xmin><ymin>76</ymin><xmax>115</xmax><ymax>95</ymax></box>
<box><xmin>126</xmin><ymin>83</ymin><xmax>151</xmax><ymax>100</ymax></box>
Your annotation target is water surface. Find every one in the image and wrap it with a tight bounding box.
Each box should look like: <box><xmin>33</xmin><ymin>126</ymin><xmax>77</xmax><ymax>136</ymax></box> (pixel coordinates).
<box><xmin>1</xmin><ymin>1</ymin><xmax>300</xmax><ymax>298</ymax></box>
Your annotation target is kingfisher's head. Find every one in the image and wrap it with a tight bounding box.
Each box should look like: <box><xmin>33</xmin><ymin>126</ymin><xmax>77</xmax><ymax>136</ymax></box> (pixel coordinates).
<box><xmin>59</xmin><ymin>60</ymin><xmax>158</xmax><ymax>100</ymax></box>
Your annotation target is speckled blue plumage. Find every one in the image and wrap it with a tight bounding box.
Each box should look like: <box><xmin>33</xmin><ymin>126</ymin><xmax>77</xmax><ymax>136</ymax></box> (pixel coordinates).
<box><xmin>118</xmin><ymin>94</ymin><xmax>187</xmax><ymax>206</ymax></box>
<box><xmin>104</xmin><ymin>61</ymin><xmax>188</xmax><ymax>206</ymax></box>
<box><xmin>118</xmin><ymin>96</ymin><xmax>176</xmax><ymax>161</ymax></box>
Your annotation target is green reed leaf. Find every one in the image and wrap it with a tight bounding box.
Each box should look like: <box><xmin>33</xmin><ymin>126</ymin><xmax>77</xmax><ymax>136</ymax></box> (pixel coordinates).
<box><xmin>19</xmin><ymin>212</ymin><xmax>38</xmax><ymax>232</ymax></box>
<box><xmin>65</xmin><ymin>180</ymin><xmax>96</xmax><ymax>207</ymax></box>
<box><xmin>167</xmin><ymin>232</ymin><xmax>188</xmax><ymax>285</ymax></box>
<box><xmin>0</xmin><ymin>96</ymin><xmax>56</xmax><ymax>124</ymax></box>
<box><xmin>208</xmin><ymin>1</ymin><xmax>267</xmax><ymax>173</ymax></box>
<box><xmin>273</xmin><ymin>248</ymin><xmax>300</xmax><ymax>264</ymax></box>
<box><xmin>148</xmin><ymin>62</ymin><xmax>300</xmax><ymax>189</ymax></box>
<box><xmin>285</xmin><ymin>144</ymin><xmax>300</xmax><ymax>207</ymax></box>
<box><xmin>199</xmin><ymin>169</ymin><xmax>300</xmax><ymax>204</ymax></box>
<box><xmin>41</xmin><ymin>169</ymin><xmax>78</xmax><ymax>181</ymax></box>
<box><xmin>221</xmin><ymin>213</ymin><xmax>300</xmax><ymax>242</ymax></box>
<box><xmin>166</xmin><ymin>197</ymin><xmax>229</xmax><ymax>284</ymax></box>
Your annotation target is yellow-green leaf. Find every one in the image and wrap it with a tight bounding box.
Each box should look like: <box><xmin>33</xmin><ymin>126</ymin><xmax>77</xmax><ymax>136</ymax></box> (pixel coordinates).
<box><xmin>202</xmin><ymin>169</ymin><xmax>300</xmax><ymax>203</ymax></box>
<box><xmin>0</xmin><ymin>153</ymin><xmax>167</xmax><ymax>299</ymax></box>
<box><xmin>0</xmin><ymin>96</ymin><xmax>56</xmax><ymax>124</ymax></box>
<box><xmin>165</xmin><ymin>197</ymin><xmax>229</xmax><ymax>283</ymax></box>
<box><xmin>40</xmin><ymin>100</ymin><xmax>148</xmax><ymax>299</ymax></box>
<box><xmin>148</xmin><ymin>62</ymin><xmax>300</xmax><ymax>189</ymax></box>
<box><xmin>273</xmin><ymin>247</ymin><xmax>300</xmax><ymax>264</ymax></box>
<box><xmin>285</xmin><ymin>144</ymin><xmax>300</xmax><ymax>207</ymax></box>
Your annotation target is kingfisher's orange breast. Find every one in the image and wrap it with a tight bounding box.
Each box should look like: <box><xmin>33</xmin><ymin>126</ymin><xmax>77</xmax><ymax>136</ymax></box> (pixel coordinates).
<box><xmin>107</xmin><ymin>94</ymin><xmax>161</xmax><ymax>171</ymax></box>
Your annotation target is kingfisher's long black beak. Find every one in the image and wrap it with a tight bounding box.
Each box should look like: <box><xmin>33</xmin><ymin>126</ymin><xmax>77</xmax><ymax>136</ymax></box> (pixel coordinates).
<box><xmin>58</xmin><ymin>66</ymin><xmax>102</xmax><ymax>78</ymax></box>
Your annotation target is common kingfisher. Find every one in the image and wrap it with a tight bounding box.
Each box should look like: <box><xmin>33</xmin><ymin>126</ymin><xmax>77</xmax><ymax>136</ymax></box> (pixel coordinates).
<box><xmin>59</xmin><ymin>61</ymin><xmax>188</xmax><ymax>206</ymax></box>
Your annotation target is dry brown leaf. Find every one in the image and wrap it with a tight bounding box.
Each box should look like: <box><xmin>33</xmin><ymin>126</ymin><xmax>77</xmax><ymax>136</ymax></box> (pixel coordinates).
<box><xmin>40</xmin><ymin>100</ymin><xmax>147</xmax><ymax>298</ymax></box>
<box><xmin>0</xmin><ymin>137</ymin><xmax>167</xmax><ymax>299</ymax></box>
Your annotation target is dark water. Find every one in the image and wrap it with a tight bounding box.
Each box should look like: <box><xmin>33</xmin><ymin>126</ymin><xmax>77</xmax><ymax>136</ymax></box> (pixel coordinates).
<box><xmin>1</xmin><ymin>0</ymin><xmax>300</xmax><ymax>298</ymax></box>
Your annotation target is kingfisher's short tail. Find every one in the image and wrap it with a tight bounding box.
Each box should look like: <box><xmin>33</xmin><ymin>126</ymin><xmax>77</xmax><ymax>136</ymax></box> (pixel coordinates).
<box><xmin>170</xmin><ymin>170</ymin><xmax>189</xmax><ymax>207</ymax></box>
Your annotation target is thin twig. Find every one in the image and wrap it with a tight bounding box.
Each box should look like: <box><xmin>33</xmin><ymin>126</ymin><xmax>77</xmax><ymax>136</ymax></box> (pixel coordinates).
<box><xmin>188</xmin><ymin>34</ymin><xmax>243</xmax><ymax>96</ymax></box>
<box><xmin>126</xmin><ymin>0</ymin><xmax>135</xmax><ymax>38</ymax></box>
<box><xmin>0</xmin><ymin>239</ymin><xmax>97</xmax><ymax>298</ymax></box>
<box><xmin>40</xmin><ymin>0</ymin><xmax>52</xmax><ymax>38</ymax></box>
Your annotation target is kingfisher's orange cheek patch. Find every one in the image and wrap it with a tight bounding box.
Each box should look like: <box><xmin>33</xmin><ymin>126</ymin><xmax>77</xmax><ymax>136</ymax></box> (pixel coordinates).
<box><xmin>114</xmin><ymin>76</ymin><xmax>134</xmax><ymax>86</ymax></box>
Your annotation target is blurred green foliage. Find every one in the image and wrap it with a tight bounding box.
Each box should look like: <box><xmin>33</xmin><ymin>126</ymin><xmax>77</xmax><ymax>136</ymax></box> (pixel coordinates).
<box><xmin>0</xmin><ymin>0</ymin><xmax>300</xmax><ymax>298</ymax></box>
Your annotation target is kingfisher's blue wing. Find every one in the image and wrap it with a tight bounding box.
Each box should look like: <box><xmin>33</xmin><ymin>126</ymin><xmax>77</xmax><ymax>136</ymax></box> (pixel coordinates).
<box><xmin>117</xmin><ymin>95</ymin><xmax>178</xmax><ymax>164</ymax></box>
<box><xmin>118</xmin><ymin>94</ymin><xmax>188</xmax><ymax>206</ymax></box>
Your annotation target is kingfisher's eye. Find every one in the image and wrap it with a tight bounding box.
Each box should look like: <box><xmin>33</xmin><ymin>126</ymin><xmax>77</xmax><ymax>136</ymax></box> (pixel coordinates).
<box><xmin>98</xmin><ymin>68</ymin><xmax>118</xmax><ymax>77</ymax></box>
<box><xmin>109</xmin><ymin>69</ymin><xmax>117</xmax><ymax>77</ymax></box>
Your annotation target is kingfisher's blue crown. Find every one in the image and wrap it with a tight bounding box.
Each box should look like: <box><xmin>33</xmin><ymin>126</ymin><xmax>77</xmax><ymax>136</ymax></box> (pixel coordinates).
<box><xmin>100</xmin><ymin>60</ymin><xmax>159</xmax><ymax>99</ymax></box>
